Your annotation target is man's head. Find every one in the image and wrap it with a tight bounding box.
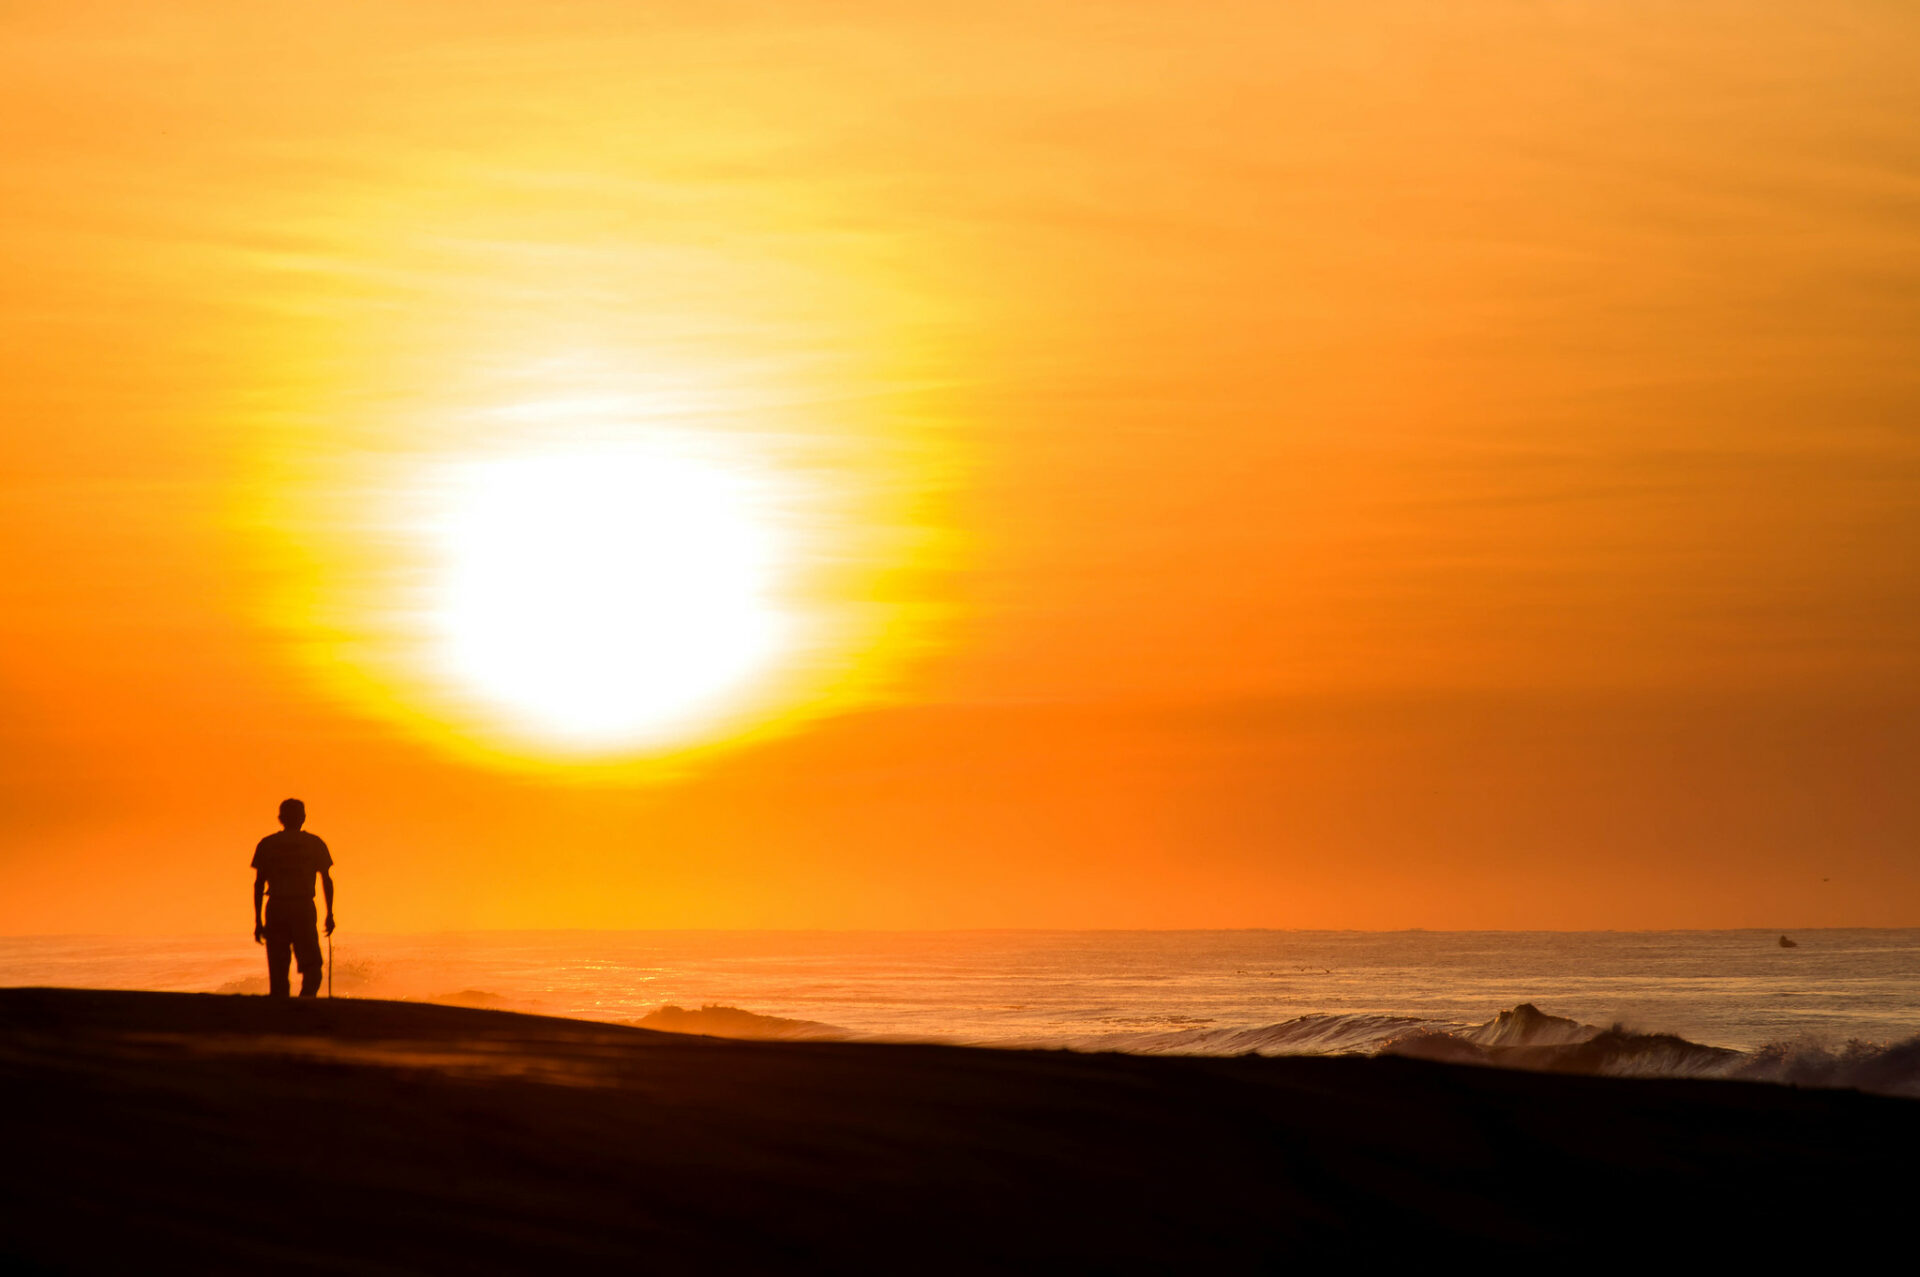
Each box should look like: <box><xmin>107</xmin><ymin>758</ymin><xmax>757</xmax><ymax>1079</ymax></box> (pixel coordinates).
<box><xmin>278</xmin><ymin>798</ymin><xmax>306</xmax><ymax>830</ymax></box>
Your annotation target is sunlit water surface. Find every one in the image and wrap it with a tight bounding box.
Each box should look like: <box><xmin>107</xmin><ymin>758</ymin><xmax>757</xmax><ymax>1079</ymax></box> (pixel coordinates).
<box><xmin>4</xmin><ymin>929</ymin><xmax>1917</xmax><ymax>1054</ymax></box>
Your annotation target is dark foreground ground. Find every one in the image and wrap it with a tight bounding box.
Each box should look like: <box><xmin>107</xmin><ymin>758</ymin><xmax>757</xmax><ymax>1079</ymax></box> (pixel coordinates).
<box><xmin>2</xmin><ymin>988</ymin><xmax>1911</xmax><ymax>1272</ymax></box>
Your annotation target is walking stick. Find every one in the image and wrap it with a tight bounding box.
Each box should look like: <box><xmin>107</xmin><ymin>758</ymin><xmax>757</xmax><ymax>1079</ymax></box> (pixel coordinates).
<box><xmin>327</xmin><ymin>930</ymin><xmax>333</xmax><ymax>998</ymax></box>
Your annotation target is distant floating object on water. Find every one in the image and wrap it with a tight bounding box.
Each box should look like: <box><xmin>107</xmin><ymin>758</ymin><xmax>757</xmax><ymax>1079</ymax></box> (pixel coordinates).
<box><xmin>1778</xmin><ymin>935</ymin><xmax>1799</xmax><ymax>949</ymax></box>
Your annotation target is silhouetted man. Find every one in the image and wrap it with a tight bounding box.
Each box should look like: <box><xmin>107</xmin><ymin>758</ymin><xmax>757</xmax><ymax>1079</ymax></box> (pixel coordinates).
<box><xmin>252</xmin><ymin>798</ymin><xmax>335</xmax><ymax>998</ymax></box>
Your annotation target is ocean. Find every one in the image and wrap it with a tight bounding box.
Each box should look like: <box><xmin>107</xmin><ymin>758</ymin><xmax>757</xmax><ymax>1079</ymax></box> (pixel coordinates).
<box><xmin>6</xmin><ymin>928</ymin><xmax>1919</xmax><ymax>1092</ymax></box>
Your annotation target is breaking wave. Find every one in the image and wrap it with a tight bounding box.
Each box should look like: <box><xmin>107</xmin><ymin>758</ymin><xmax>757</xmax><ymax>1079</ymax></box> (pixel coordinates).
<box><xmin>1054</xmin><ymin>1002</ymin><xmax>1920</xmax><ymax>1099</ymax></box>
<box><xmin>1059</xmin><ymin>1012</ymin><xmax>1451</xmax><ymax>1057</ymax></box>
<box><xmin>1732</xmin><ymin>1035</ymin><xmax>1920</xmax><ymax>1096</ymax></box>
<box><xmin>630</xmin><ymin>1004</ymin><xmax>847</xmax><ymax>1042</ymax></box>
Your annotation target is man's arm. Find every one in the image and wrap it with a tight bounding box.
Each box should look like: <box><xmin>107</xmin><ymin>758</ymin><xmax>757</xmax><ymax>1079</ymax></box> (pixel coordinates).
<box><xmin>320</xmin><ymin>868</ymin><xmax>335</xmax><ymax>936</ymax></box>
<box><xmin>253</xmin><ymin>869</ymin><xmax>266</xmax><ymax>944</ymax></box>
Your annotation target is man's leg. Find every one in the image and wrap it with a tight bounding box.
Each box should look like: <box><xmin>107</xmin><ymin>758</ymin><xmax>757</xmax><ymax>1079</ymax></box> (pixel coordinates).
<box><xmin>293</xmin><ymin>916</ymin><xmax>324</xmax><ymax>997</ymax></box>
<box><xmin>265</xmin><ymin>922</ymin><xmax>293</xmax><ymax>997</ymax></box>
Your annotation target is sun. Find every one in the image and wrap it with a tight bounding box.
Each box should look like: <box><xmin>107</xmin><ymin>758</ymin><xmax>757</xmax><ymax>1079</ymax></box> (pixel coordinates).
<box><xmin>426</xmin><ymin>442</ymin><xmax>791</xmax><ymax>752</ymax></box>
<box><xmin>246</xmin><ymin>360</ymin><xmax>945</xmax><ymax>770</ymax></box>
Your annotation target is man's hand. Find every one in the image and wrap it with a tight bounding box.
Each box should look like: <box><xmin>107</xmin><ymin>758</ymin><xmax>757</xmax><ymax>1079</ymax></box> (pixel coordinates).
<box><xmin>253</xmin><ymin>923</ymin><xmax>266</xmax><ymax>945</ymax></box>
<box><xmin>324</xmin><ymin>913</ymin><xmax>335</xmax><ymax>937</ymax></box>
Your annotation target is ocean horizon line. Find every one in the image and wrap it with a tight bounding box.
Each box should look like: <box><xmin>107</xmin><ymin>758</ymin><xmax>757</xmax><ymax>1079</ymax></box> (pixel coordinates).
<box><xmin>6</xmin><ymin>923</ymin><xmax>1915</xmax><ymax>941</ymax></box>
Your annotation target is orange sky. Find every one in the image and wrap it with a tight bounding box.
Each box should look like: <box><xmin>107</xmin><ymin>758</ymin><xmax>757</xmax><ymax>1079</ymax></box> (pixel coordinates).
<box><xmin>4</xmin><ymin>1</ymin><xmax>1918</xmax><ymax>933</ymax></box>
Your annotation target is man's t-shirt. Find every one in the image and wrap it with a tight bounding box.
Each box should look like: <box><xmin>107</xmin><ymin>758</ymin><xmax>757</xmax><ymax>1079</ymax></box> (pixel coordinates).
<box><xmin>252</xmin><ymin>830</ymin><xmax>332</xmax><ymax>899</ymax></box>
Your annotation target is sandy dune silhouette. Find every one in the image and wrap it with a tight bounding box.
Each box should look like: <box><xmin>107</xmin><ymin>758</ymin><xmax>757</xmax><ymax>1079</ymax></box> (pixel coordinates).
<box><xmin>2</xmin><ymin>988</ymin><xmax>1911</xmax><ymax>1269</ymax></box>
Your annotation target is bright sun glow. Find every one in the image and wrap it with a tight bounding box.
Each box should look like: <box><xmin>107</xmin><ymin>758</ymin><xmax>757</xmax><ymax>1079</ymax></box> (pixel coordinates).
<box><xmin>429</xmin><ymin>443</ymin><xmax>791</xmax><ymax>751</ymax></box>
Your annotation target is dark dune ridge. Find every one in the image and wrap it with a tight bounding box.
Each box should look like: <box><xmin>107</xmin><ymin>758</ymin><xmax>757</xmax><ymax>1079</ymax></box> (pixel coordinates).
<box><xmin>1</xmin><ymin>989</ymin><xmax>1911</xmax><ymax>1272</ymax></box>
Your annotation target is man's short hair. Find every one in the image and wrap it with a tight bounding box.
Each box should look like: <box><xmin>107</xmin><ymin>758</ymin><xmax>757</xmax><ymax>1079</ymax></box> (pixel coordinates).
<box><xmin>279</xmin><ymin>798</ymin><xmax>306</xmax><ymax>824</ymax></box>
